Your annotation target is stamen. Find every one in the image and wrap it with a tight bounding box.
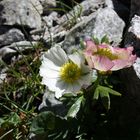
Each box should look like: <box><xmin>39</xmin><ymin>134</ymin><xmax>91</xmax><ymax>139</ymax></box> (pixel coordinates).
<box><xmin>60</xmin><ymin>62</ymin><xmax>81</xmax><ymax>83</ymax></box>
<box><xmin>94</xmin><ymin>48</ymin><xmax>118</xmax><ymax>60</ymax></box>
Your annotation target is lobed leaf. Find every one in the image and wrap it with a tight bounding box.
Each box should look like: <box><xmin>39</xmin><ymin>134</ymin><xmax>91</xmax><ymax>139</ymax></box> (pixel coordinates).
<box><xmin>30</xmin><ymin>111</ymin><xmax>55</xmax><ymax>134</ymax></box>
<box><xmin>67</xmin><ymin>96</ymin><xmax>84</xmax><ymax>118</ymax></box>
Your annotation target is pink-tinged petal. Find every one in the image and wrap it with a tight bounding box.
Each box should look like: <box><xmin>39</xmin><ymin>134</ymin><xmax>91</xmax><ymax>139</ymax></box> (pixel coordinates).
<box><xmin>124</xmin><ymin>47</ymin><xmax>134</xmax><ymax>57</ymax></box>
<box><xmin>84</xmin><ymin>40</ymin><xmax>98</xmax><ymax>53</ymax></box>
<box><xmin>113</xmin><ymin>47</ymin><xmax>135</xmax><ymax>60</ymax></box>
<box><xmin>91</xmin><ymin>55</ymin><xmax>114</xmax><ymax>71</ymax></box>
<box><xmin>113</xmin><ymin>48</ymin><xmax>129</xmax><ymax>59</ymax></box>
<box><xmin>111</xmin><ymin>59</ymin><xmax>128</xmax><ymax>71</ymax></box>
<box><xmin>98</xmin><ymin>44</ymin><xmax>109</xmax><ymax>49</ymax></box>
<box><xmin>126</xmin><ymin>46</ymin><xmax>134</xmax><ymax>52</ymax></box>
<box><xmin>127</xmin><ymin>54</ymin><xmax>137</xmax><ymax>66</ymax></box>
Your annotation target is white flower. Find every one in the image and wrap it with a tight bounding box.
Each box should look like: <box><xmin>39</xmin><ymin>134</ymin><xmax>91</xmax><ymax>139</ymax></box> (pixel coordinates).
<box><xmin>39</xmin><ymin>46</ymin><xmax>92</xmax><ymax>98</ymax></box>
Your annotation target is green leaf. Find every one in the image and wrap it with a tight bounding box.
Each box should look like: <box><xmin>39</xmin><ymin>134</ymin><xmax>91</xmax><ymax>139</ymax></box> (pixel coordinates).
<box><xmin>67</xmin><ymin>96</ymin><xmax>84</xmax><ymax>118</ymax></box>
<box><xmin>93</xmin><ymin>87</ymin><xmax>99</xmax><ymax>100</ymax></box>
<box><xmin>106</xmin><ymin>88</ymin><xmax>122</xmax><ymax>96</ymax></box>
<box><xmin>95</xmin><ymin>85</ymin><xmax>121</xmax><ymax>110</ymax></box>
<box><xmin>99</xmin><ymin>91</ymin><xmax>110</xmax><ymax>110</ymax></box>
<box><xmin>7</xmin><ymin>112</ymin><xmax>21</xmax><ymax>126</ymax></box>
<box><xmin>0</xmin><ymin>118</ymin><xmax>5</xmax><ymax>127</ymax></box>
<box><xmin>92</xmin><ymin>36</ymin><xmax>100</xmax><ymax>45</ymax></box>
<box><xmin>98</xmin><ymin>85</ymin><xmax>121</xmax><ymax>96</ymax></box>
<box><xmin>30</xmin><ymin>111</ymin><xmax>55</xmax><ymax>134</ymax></box>
<box><xmin>101</xmin><ymin>35</ymin><xmax>110</xmax><ymax>44</ymax></box>
<box><xmin>80</xmin><ymin>39</ymin><xmax>86</xmax><ymax>49</ymax></box>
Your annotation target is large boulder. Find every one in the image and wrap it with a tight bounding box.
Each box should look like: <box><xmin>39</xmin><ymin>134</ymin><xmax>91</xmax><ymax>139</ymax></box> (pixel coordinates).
<box><xmin>0</xmin><ymin>0</ymin><xmax>43</xmax><ymax>29</ymax></box>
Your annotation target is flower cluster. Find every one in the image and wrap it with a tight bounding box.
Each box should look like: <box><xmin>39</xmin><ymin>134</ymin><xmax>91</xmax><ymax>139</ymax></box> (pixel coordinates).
<box><xmin>39</xmin><ymin>38</ymin><xmax>137</xmax><ymax>98</ymax></box>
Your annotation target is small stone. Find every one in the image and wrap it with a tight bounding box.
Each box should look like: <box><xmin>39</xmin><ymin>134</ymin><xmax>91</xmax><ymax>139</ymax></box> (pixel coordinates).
<box><xmin>0</xmin><ymin>28</ymin><xmax>25</xmax><ymax>47</ymax></box>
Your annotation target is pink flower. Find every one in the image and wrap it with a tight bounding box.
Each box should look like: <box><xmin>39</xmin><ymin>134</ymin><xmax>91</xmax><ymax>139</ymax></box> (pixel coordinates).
<box><xmin>84</xmin><ymin>40</ymin><xmax>137</xmax><ymax>72</ymax></box>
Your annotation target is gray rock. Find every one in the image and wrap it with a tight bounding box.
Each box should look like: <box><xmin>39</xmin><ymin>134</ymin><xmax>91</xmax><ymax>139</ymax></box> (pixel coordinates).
<box><xmin>0</xmin><ymin>41</ymin><xmax>38</xmax><ymax>62</ymax></box>
<box><xmin>105</xmin><ymin>0</ymin><xmax>114</xmax><ymax>8</ymax></box>
<box><xmin>91</xmin><ymin>8</ymin><xmax>125</xmax><ymax>44</ymax></box>
<box><xmin>0</xmin><ymin>47</ymin><xmax>16</xmax><ymax>61</ymax></box>
<box><xmin>63</xmin><ymin>7</ymin><xmax>125</xmax><ymax>53</ymax></box>
<box><xmin>124</xmin><ymin>15</ymin><xmax>140</xmax><ymax>56</ymax></box>
<box><xmin>30</xmin><ymin>28</ymin><xmax>46</xmax><ymax>41</ymax></box>
<box><xmin>39</xmin><ymin>89</ymin><xmax>67</xmax><ymax>116</ymax></box>
<box><xmin>42</xmin><ymin>12</ymin><xmax>59</xmax><ymax>28</ymax></box>
<box><xmin>0</xmin><ymin>68</ymin><xmax>7</xmax><ymax>84</ymax></box>
<box><xmin>0</xmin><ymin>0</ymin><xmax>43</xmax><ymax>29</ymax></box>
<box><xmin>0</xmin><ymin>28</ymin><xmax>25</xmax><ymax>48</ymax></box>
<box><xmin>39</xmin><ymin>0</ymin><xmax>56</xmax><ymax>15</ymax></box>
<box><xmin>43</xmin><ymin>25</ymin><xmax>66</xmax><ymax>45</ymax></box>
<box><xmin>43</xmin><ymin>30</ymin><xmax>67</xmax><ymax>46</ymax></box>
<box><xmin>133</xmin><ymin>57</ymin><xmax>140</xmax><ymax>79</ymax></box>
<box><xmin>6</xmin><ymin>41</ymin><xmax>38</xmax><ymax>51</ymax></box>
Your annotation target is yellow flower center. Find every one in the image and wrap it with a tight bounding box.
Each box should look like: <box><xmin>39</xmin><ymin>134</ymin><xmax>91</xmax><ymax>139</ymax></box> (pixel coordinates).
<box><xmin>60</xmin><ymin>62</ymin><xmax>81</xmax><ymax>83</ymax></box>
<box><xmin>95</xmin><ymin>48</ymin><xmax>118</xmax><ymax>60</ymax></box>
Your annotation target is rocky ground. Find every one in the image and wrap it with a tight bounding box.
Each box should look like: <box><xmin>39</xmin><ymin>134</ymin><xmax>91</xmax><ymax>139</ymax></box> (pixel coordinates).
<box><xmin>1</xmin><ymin>0</ymin><xmax>140</xmax><ymax>139</ymax></box>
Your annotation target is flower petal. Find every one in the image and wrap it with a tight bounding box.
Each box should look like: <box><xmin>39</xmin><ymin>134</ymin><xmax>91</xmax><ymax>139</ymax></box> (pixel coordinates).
<box><xmin>78</xmin><ymin>72</ymin><xmax>92</xmax><ymax>86</ymax></box>
<box><xmin>81</xmin><ymin>63</ymin><xmax>91</xmax><ymax>74</ymax></box>
<box><xmin>85</xmin><ymin>40</ymin><xmax>97</xmax><ymax>53</ymax></box>
<box><xmin>91</xmin><ymin>55</ymin><xmax>114</xmax><ymax>71</ymax></box>
<box><xmin>62</xmin><ymin>82</ymin><xmax>81</xmax><ymax>94</ymax></box>
<box><xmin>44</xmin><ymin>46</ymin><xmax>68</xmax><ymax>66</ymax></box>
<box><xmin>113</xmin><ymin>47</ymin><xmax>131</xmax><ymax>59</ymax></box>
<box><xmin>69</xmin><ymin>52</ymin><xmax>85</xmax><ymax>67</ymax></box>
<box><xmin>111</xmin><ymin>59</ymin><xmax>128</xmax><ymax>71</ymax></box>
<box><xmin>41</xmin><ymin>77</ymin><xmax>58</xmax><ymax>91</ymax></box>
<box><xmin>72</xmin><ymin>82</ymin><xmax>81</xmax><ymax>92</ymax></box>
<box><xmin>40</xmin><ymin>66</ymin><xmax>60</xmax><ymax>78</ymax></box>
<box><xmin>42</xmin><ymin>56</ymin><xmax>60</xmax><ymax>71</ymax></box>
<box><xmin>128</xmin><ymin>54</ymin><xmax>137</xmax><ymax>66</ymax></box>
<box><xmin>55</xmin><ymin>91</ymin><xmax>63</xmax><ymax>98</ymax></box>
<box><xmin>112</xmin><ymin>54</ymin><xmax>137</xmax><ymax>71</ymax></box>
